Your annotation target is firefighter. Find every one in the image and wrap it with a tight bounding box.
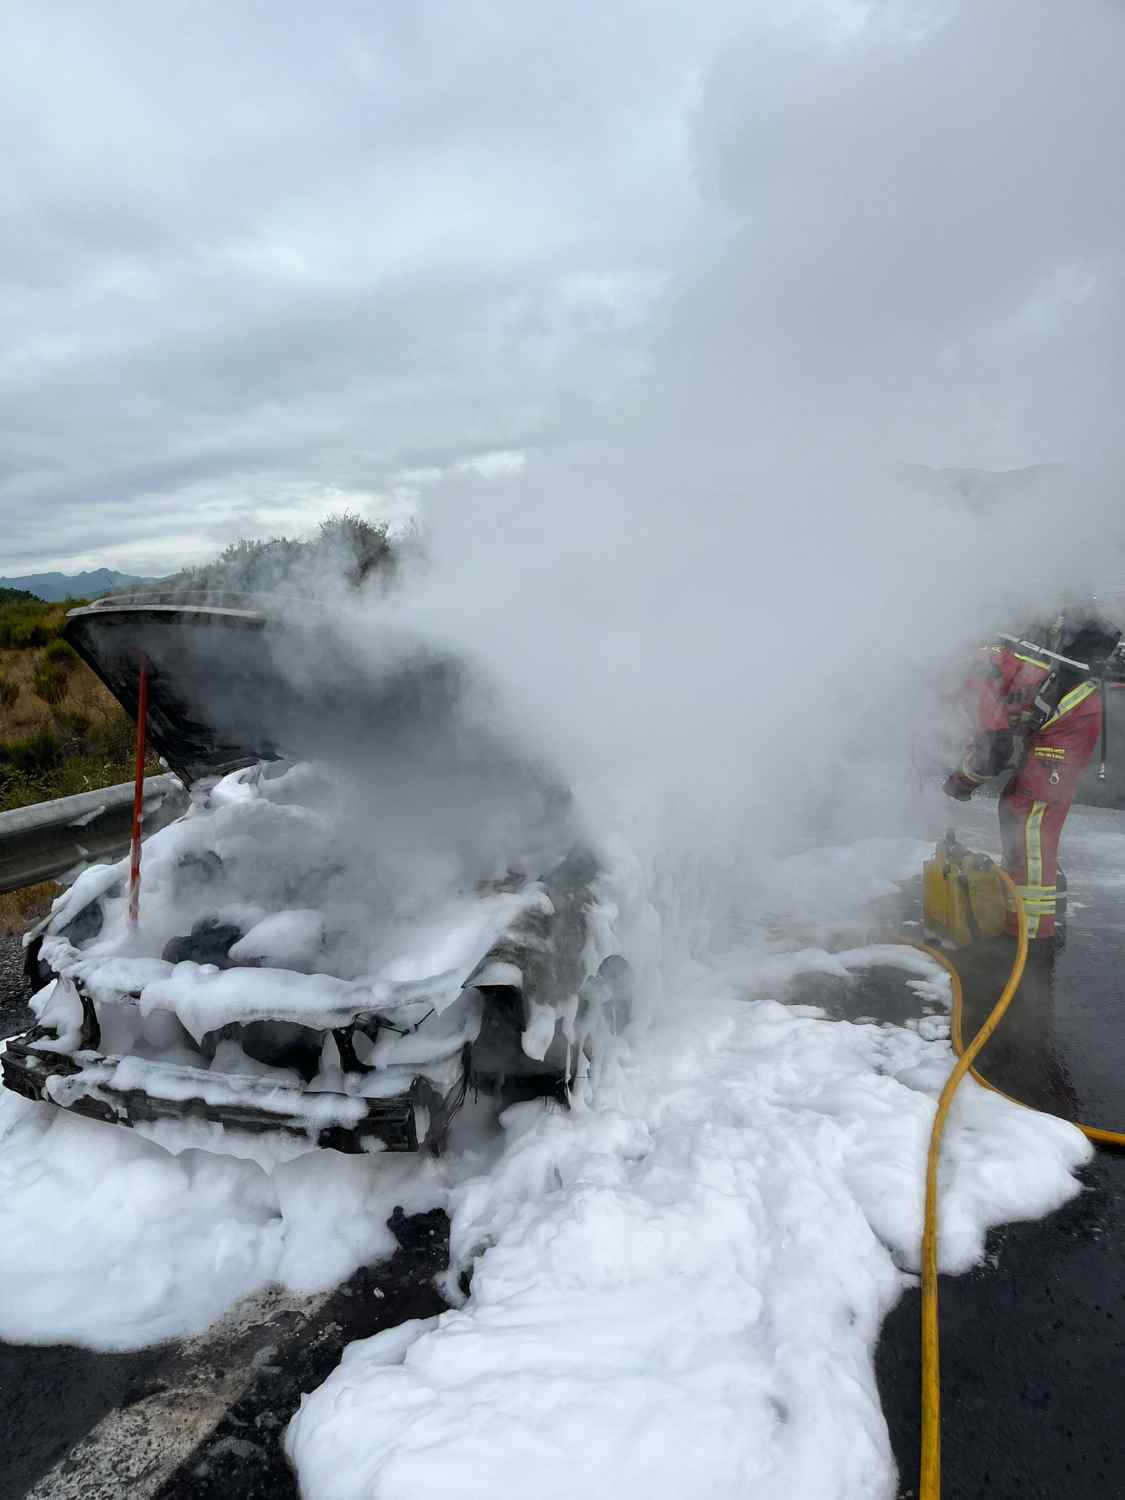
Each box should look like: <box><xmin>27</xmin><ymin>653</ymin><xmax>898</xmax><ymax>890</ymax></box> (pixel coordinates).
<box><xmin>943</xmin><ymin>609</ymin><xmax>1121</xmax><ymax>943</ymax></box>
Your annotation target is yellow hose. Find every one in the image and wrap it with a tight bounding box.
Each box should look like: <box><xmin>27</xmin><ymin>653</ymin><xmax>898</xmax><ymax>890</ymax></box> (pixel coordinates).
<box><xmin>910</xmin><ymin>931</ymin><xmax>1125</xmax><ymax>1149</ymax></box>
<box><xmin>941</xmin><ymin>950</ymin><xmax>1125</xmax><ymax>1153</ymax></box>
<box><xmin>908</xmin><ymin>872</ymin><xmax>1125</xmax><ymax>1500</ymax></box>
<box><xmin>912</xmin><ymin>872</ymin><xmax>1028</xmax><ymax>1500</ymax></box>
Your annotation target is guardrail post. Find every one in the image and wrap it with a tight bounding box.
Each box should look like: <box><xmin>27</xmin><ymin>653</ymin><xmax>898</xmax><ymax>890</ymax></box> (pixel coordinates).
<box><xmin>128</xmin><ymin>656</ymin><xmax>150</xmax><ymax>925</ymax></box>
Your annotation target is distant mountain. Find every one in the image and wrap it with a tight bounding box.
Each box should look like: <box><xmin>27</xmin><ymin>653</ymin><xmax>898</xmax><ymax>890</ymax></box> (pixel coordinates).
<box><xmin>0</xmin><ymin>568</ymin><xmax>164</xmax><ymax>602</ymax></box>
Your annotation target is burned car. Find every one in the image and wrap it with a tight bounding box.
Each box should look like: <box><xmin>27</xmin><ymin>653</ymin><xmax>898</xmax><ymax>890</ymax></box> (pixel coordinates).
<box><xmin>2</xmin><ymin>593</ymin><xmax>631</xmax><ymax>1155</ymax></box>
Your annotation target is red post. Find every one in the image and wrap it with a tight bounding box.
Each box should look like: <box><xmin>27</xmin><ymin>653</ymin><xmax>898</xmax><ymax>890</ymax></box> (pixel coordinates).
<box><xmin>128</xmin><ymin>657</ymin><xmax>150</xmax><ymax>926</ymax></box>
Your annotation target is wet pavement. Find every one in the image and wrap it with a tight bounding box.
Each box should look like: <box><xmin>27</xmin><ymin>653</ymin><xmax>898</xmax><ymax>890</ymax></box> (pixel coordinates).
<box><xmin>154</xmin><ymin>1210</ymin><xmax>449</xmax><ymax>1500</ymax></box>
<box><xmin>0</xmin><ymin>933</ymin><xmax>33</xmax><ymax>1039</ymax></box>
<box><xmin>0</xmin><ymin>1210</ymin><xmax>449</xmax><ymax>1500</ymax></box>
<box><xmin>875</xmin><ymin>799</ymin><xmax>1125</xmax><ymax>1500</ymax></box>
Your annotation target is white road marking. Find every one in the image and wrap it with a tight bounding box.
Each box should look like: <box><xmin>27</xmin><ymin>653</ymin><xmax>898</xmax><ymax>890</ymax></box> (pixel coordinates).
<box><xmin>24</xmin><ymin>1286</ymin><xmax>332</xmax><ymax>1500</ymax></box>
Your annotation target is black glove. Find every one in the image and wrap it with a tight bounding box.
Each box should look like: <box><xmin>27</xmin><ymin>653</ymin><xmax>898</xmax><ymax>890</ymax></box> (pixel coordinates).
<box><xmin>942</xmin><ymin>772</ymin><xmax>974</xmax><ymax>802</ymax></box>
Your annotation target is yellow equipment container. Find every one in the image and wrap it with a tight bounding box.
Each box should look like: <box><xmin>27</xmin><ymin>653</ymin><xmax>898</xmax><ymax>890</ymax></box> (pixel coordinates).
<box><xmin>922</xmin><ymin>832</ymin><xmax>1011</xmax><ymax>947</ymax></box>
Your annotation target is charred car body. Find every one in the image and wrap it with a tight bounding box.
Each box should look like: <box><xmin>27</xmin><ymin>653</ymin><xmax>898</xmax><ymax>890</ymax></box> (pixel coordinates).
<box><xmin>2</xmin><ymin>594</ymin><xmax>630</xmax><ymax>1155</ymax></box>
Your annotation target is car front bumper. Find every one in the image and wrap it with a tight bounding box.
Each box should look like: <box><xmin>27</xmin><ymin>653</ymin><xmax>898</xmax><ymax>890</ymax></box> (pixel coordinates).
<box><xmin>1</xmin><ymin>1030</ymin><xmax>467</xmax><ymax>1154</ymax></box>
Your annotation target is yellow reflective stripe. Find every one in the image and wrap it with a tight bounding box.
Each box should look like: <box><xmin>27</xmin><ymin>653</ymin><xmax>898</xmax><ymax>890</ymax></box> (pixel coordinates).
<box><xmin>1014</xmin><ymin>652</ymin><xmax>1050</xmax><ymax>670</ymax></box>
<box><xmin>959</xmin><ymin>760</ymin><xmax>991</xmax><ymax>785</ymax></box>
<box><xmin>1023</xmin><ymin>801</ymin><xmax>1048</xmax><ymax>935</ymax></box>
<box><xmin>1044</xmin><ymin>679</ymin><xmax>1098</xmax><ymax>726</ymax></box>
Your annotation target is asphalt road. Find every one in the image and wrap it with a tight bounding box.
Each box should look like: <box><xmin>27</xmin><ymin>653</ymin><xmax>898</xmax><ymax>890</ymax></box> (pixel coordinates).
<box><xmin>0</xmin><ymin>934</ymin><xmax>33</xmax><ymax>1037</ymax></box>
<box><xmin>1</xmin><ymin>798</ymin><xmax>1123</xmax><ymax>1498</ymax></box>
<box><xmin>0</xmin><ymin>1192</ymin><xmax>448</xmax><ymax>1500</ymax></box>
<box><xmin>875</xmin><ymin>798</ymin><xmax>1125</xmax><ymax>1500</ymax></box>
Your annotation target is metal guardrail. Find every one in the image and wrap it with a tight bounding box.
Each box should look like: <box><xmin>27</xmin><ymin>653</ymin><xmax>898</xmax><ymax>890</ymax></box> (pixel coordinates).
<box><xmin>0</xmin><ymin>774</ymin><xmax>189</xmax><ymax>894</ymax></box>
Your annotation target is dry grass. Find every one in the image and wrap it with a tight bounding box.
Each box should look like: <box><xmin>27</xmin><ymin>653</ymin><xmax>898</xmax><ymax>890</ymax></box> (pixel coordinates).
<box><xmin>0</xmin><ymin>647</ymin><xmax>120</xmax><ymax>744</ymax></box>
<box><xmin>1</xmin><ymin>633</ymin><xmax>144</xmax><ymax>812</ymax></box>
<box><xmin>0</xmin><ymin>881</ymin><xmax>59</xmax><ymax>936</ymax></box>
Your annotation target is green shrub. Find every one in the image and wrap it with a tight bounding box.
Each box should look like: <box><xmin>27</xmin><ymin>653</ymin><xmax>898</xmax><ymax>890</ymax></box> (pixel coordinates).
<box><xmin>13</xmin><ymin>621</ymin><xmax>51</xmax><ymax>649</ymax></box>
<box><xmin>0</xmin><ymin>596</ymin><xmax>75</xmax><ymax>650</ymax></box>
<box><xmin>54</xmin><ymin>706</ymin><xmax>91</xmax><ymax>738</ymax></box>
<box><xmin>32</xmin><ymin>661</ymin><xmax>68</xmax><ymax>705</ymax></box>
<box><xmin>163</xmin><ymin>510</ymin><xmax>398</xmax><ymax>596</ymax></box>
<box><xmin>42</xmin><ymin>638</ymin><xmax>78</xmax><ymax>671</ymax></box>
<box><xmin>5</xmin><ymin>728</ymin><xmax>63</xmax><ymax>775</ymax></box>
<box><xmin>0</xmin><ymin>678</ymin><xmax>17</xmax><ymax>709</ymax></box>
<box><xmin>86</xmin><ymin>710</ymin><xmax>134</xmax><ymax>760</ymax></box>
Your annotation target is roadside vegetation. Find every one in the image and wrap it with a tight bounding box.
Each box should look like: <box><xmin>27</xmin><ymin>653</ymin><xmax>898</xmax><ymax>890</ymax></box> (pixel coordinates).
<box><xmin>0</xmin><ymin>591</ymin><xmax>149</xmax><ymax>814</ymax></box>
<box><xmin>1</xmin><ymin>515</ymin><xmax>401</xmax><ymax>818</ymax></box>
<box><xmin>163</xmin><ymin>511</ymin><xmax>401</xmax><ymax>596</ymax></box>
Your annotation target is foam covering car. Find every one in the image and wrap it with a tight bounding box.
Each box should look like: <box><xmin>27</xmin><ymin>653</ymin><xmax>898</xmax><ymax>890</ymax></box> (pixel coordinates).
<box><xmin>3</xmin><ymin>593</ymin><xmax>631</xmax><ymax>1154</ymax></box>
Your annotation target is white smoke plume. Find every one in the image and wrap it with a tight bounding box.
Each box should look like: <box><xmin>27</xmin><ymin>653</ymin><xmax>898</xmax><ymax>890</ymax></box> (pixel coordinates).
<box><xmin>317</xmin><ymin>1</ymin><xmax>1125</xmax><ymax>964</ymax></box>
<box><xmin>137</xmin><ymin>1</ymin><xmax>1125</xmax><ymax>975</ymax></box>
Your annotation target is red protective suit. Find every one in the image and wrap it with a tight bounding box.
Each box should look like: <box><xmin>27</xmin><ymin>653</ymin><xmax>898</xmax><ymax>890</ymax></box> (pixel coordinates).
<box><xmin>949</xmin><ymin>643</ymin><xmax>1102</xmax><ymax>938</ymax></box>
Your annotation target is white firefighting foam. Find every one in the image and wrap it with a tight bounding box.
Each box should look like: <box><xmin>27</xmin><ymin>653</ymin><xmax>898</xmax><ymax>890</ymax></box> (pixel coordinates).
<box><xmin>23</xmin><ymin>759</ymin><xmax>603</xmax><ymax>1143</ymax></box>
<box><xmin>285</xmin><ymin>931</ymin><xmax>1089</xmax><ymax>1500</ymax></box>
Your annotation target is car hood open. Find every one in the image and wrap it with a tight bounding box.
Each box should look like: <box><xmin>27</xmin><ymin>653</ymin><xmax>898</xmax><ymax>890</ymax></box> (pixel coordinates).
<box><xmin>65</xmin><ymin>592</ymin><xmax>465</xmax><ymax>784</ymax></box>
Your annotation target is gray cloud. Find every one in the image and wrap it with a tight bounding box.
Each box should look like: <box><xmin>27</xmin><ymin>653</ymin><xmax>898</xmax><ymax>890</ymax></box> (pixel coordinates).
<box><xmin>3</xmin><ymin>0</ymin><xmax>1124</xmax><ymax>577</ymax></box>
<box><xmin>3</xmin><ymin>0</ymin><xmax>735</xmax><ymax>571</ymax></box>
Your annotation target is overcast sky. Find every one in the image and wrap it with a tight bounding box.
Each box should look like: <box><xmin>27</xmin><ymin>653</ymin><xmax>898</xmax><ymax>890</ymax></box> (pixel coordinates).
<box><xmin>3</xmin><ymin>0</ymin><xmax>1124</xmax><ymax>576</ymax></box>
